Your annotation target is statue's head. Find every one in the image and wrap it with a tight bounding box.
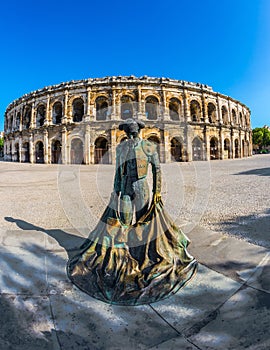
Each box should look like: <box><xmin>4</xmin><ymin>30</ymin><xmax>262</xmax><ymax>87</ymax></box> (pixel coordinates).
<box><xmin>119</xmin><ymin>119</ymin><xmax>145</xmax><ymax>139</ymax></box>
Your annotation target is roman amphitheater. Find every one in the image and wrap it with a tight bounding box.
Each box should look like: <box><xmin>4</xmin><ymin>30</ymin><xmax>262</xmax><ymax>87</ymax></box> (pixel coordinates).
<box><xmin>4</xmin><ymin>76</ymin><xmax>252</xmax><ymax>164</ymax></box>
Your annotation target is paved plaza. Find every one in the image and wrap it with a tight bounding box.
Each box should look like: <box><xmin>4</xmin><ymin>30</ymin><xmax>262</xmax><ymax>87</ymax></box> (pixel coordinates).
<box><xmin>0</xmin><ymin>155</ymin><xmax>269</xmax><ymax>350</ymax></box>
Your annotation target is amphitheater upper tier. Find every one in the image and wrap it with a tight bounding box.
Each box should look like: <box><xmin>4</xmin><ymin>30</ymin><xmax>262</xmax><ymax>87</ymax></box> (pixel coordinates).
<box><xmin>4</xmin><ymin>75</ymin><xmax>252</xmax><ymax>164</ymax></box>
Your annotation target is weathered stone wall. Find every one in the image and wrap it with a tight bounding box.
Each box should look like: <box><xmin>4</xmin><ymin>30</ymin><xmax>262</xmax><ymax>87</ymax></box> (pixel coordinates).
<box><xmin>4</xmin><ymin>76</ymin><xmax>252</xmax><ymax>164</ymax></box>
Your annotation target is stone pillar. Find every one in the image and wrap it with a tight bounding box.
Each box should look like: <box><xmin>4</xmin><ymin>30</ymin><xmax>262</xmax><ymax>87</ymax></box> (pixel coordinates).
<box><xmin>19</xmin><ymin>136</ymin><xmax>22</xmax><ymax>163</ymax></box>
<box><xmin>29</xmin><ymin>133</ymin><xmax>34</xmax><ymax>163</ymax></box>
<box><xmin>231</xmin><ymin>130</ymin><xmax>235</xmax><ymax>159</ymax></box>
<box><xmin>84</xmin><ymin>125</ymin><xmax>91</xmax><ymax>164</ymax></box>
<box><xmin>85</xmin><ymin>88</ymin><xmax>91</xmax><ymax>122</ymax></box>
<box><xmin>110</xmin><ymin>127</ymin><xmax>117</xmax><ymax>165</ymax></box>
<box><xmin>163</xmin><ymin>130</ymin><xmax>170</xmax><ymax>162</ymax></box>
<box><xmin>30</xmin><ymin>102</ymin><xmax>35</xmax><ymax>128</ymax></box>
<box><xmin>216</xmin><ymin>94</ymin><xmax>222</xmax><ymax>125</ymax></box>
<box><xmin>162</xmin><ymin>87</ymin><xmax>169</xmax><ymax>121</ymax></box>
<box><xmin>202</xmin><ymin>93</ymin><xmax>208</xmax><ymax>123</ymax></box>
<box><xmin>110</xmin><ymin>87</ymin><xmax>117</xmax><ymax>120</ymax></box>
<box><xmin>186</xmin><ymin>125</ymin><xmax>193</xmax><ymax>161</ymax></box>
<box><xmin>183</xmin><ymin>89</ymin><xmax>190</xmax><ymax>122</ymax></box>
<box><xmin>63</xmin><ymin>90</ymin><xmax>69</xmax><ymax>124</ymax></box>
<box><xmin>219</xmin><ymin>127</ymin><xmax>224</xmax><ymax>160</ymax></box>
<box><xmin>204</xmin><ymin>126</ymin><xmax>210</xmax><ymax>161</ymax></box>
<box><xmin>45</xmin><ymin>96</ymin><xmax>51</xmax><ymax>125</ymax></box>
<box><xmin>61</xmin><ymin>126</ymin><xmax>67</xmax><ymax>164</ymax></box>
<box><xmin>44</xmin><ymin>129</ymin><xmax>49</xmax><ymax>164</ymax></box>
<box><xmin>137</xmin><ymin>85</ymin><xmax>143</xmax><ymax>120</ymax></box>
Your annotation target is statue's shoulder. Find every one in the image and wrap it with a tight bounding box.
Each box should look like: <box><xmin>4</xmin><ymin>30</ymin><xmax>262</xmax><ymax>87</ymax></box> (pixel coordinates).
<box><xmin>116</xmin><ymin>140</ymin><xmax>127</xmax><ymax>152</ymax></box>
<box><xmin>141</xmin><ymin>139</ymin><xmax>157</xmax><ymax>156</ymax></box>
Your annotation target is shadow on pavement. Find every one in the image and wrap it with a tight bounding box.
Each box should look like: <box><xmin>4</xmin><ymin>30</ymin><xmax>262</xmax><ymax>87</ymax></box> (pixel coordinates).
<box><xmin>1</xmin><ymin>217</ymin><xmax>270</xmax><ymax>349</ymax></box>
<box><xmin>234</xmin><ymin>167</ymin><xmax>270</xmax><ymax>177</ymax></box>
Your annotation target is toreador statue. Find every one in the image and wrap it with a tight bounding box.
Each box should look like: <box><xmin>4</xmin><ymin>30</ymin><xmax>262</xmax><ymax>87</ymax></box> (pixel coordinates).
<box><xmin>67</xmin><ymin>118</ymin><xmax>198</xmax><ymax>305</ymax></box>
<box><xmin>114</xmin><ymin>119</ymin><xmax>161</xmax><ymax>225</ymax></box>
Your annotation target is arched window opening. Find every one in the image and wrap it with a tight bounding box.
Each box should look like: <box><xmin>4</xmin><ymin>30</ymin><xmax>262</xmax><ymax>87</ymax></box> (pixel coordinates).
<box><xmin>170</xmin><ymin>138</ymin><xmax>183</xmax><ymax>161</ymax></box>
<box><xmin>222</xmin><ymin>106</ymin><xmax>229</xmax><ymax>125</ymax></box>
<box><xmin>239</xmin><ymin>112</ymin><xmax>243</xmax><ymax>126</ymax></box>
<box><xmin>190</xmin><ymin>100</ymin><xmax>201</xmax><ymax>122</ymax></box>
<box><xmin>22</xmin><ymin>142</ymin><xmax>30</xmax><ymax>163</ymax></box>
<box><xmin>192</xmin><ymin>137</ymin><xmax>203</xmax><ymax>161</ymax></box>
<box><xmin>232</xmin><ymin>109</ymin><xmax>237</xmax><ymax>124</ymax></box>
<box><xmin>36</xmin><ymin>105</ymin><xmax>46</xmax><ymax>127</ymax></box>
<box><xmin>121</xmin><ymin>95</ymin><xmax>133</xmax><ymax>120</ymax></box>
<box><xmin>96</xmin><ymin>96</ymin><xmax>108</xmax><ymax>121</ymax></box>
<box><xmin>169</xmin><ymin>98</ymin><xmax>181</xmax><ymax>121</ymax></box>
<box><xmin>72</xmin><ymin>98</ymin><xmax>84</xmax><ymax>122</ymax></box>
<box><xmin>145</xmin><ymin>96</ymin><xmax>159</xmax><ymax>120</ymax></box>
<box><xmin>23</xmin><ymin>106</ymin><xmax>31</xmax><ymax>129</ymax></box>
<box><xmin>70</xmin><ymin>138</ymin><xmax>84</xmax><ymax>164</ymax></box>
<box><xmin>94</xmin><ymin>137</ymin><xmax>109</xmax><ymax>164</ymax></box>
<box><xmin>16</xmin><ymin>112</ymin><xmax>21</xmax><ymax>129</ymax></box>
<box><xmin>51</xmin><ymin>140</ymin><xmax>62</xmax><ymax>164</ymax></box>
<box><xmin>14</xmin><ymin>143</ymin><xmax>19</xmax><ymax>162</ymax></box>
<box><xmin>35</xmin><ymin>141</ymin><xmax>44</xmax><ymax>163</ymax></box>
<box><xmin>210</xmin><ymin>137</ymin><xmax>219</xmax><ymax>160</ymax></box>
<box><xmin>53</xmin><ymin>102</ymin><xmax>63</xmax><ymax>124</ymax></box>
<box><xmin>207</xmin><ymin>103</ymin><xmax>216</xmax><ymax>123</ymax></box>
<box><xmin>224</xmin><ymin>138</ymin><xmax>231</xmax><ymax>159</ymax></box>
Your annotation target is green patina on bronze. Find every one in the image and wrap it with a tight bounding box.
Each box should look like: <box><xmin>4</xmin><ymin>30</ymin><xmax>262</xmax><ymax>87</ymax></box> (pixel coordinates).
<box><xmin>67</xmin><ymin>119</ymin><xmax>198</xmax><ymax>305</ymax></box>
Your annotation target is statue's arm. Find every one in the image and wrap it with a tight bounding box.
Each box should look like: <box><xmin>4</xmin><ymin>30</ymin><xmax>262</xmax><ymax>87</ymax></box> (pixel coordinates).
<box><xmin>150</xmin><ymin>148</ymin><xmax>162</xmax><ymax>203</ymax></box>
<box><xmin>113</xmin><ymin>147</ymin><xmax>121</xmax><ymax>195</ymax></box>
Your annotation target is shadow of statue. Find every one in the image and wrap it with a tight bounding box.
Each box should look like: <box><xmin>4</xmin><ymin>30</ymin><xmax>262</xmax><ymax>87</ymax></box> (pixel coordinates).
<box><xmin>5</xmin><ymin>216</ymin><xmax>86</xmax><ymax>259</ymax></box>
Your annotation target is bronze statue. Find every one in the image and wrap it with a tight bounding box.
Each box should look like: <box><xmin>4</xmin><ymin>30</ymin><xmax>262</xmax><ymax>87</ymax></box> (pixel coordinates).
<box><xmin>114</xmin><ymin>119</ymin><xmax>161</xmax><ymax>225</ymax></box>
<box><xmin>67</xmin><ymin>119</ymin><xmax>197</xmax><ymax>305</ymax></box>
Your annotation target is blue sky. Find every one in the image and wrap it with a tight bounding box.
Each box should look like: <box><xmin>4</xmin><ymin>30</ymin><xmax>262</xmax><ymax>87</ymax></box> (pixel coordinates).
<box><xmin>1</xmin><ymin>0</ymin><xmax>269</xmax><ymax>130</ymax></box>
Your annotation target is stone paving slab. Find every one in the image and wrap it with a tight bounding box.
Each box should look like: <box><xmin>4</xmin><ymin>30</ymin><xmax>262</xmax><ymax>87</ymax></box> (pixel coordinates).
<box><xmin>189</xmin><ymin>286</ymin><xmax>270</xmax><ymax>350</ymax></box>
<box><xmin>49</xmin><ymin>290</ymin><xmax>178</xmax><ymax>350</ymax></box>
<box><xmin>149</xmin><ymin>335</ymin><xmax>199</xmax><ymax>350</ymax></box>
<box><xmin>150</xmin><ymin>264</ymin><xmax>241</xmax><ymax>334</ymax></box>
<box><xmin>188</xmin><ymin>226</ymin><xmax>269</xmax><ymax>284</ymax></box>
<box><xmin>0</xmin><ymin>294</ymin><xmax>58</xmax><ymax>350</ymax></box>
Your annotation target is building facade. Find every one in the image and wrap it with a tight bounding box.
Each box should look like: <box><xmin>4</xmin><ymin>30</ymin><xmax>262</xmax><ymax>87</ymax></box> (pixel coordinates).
<box><xmin>4</xmin><ymin>76</ymin><xmax>252</xmax><ymax>164</ymax></box>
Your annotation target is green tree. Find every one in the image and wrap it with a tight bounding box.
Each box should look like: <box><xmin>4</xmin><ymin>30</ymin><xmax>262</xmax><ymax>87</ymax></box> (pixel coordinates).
<box><xmin>252</xmin><ymin>127</ymin><xmax>270</xmax><ymax>150</ymax></box>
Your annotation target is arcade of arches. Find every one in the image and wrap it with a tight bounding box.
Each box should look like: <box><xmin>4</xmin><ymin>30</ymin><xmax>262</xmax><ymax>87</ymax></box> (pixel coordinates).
<box><xmin>4</xmin><ymin>76</ymin><xmax>252</xmax><ymax>164</ymax></box>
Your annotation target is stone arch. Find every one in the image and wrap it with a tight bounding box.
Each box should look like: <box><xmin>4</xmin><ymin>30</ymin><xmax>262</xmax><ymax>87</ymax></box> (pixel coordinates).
<box><xmin>169</xmin><ymin>98</ymin><xmax>181</xmax><ymax>121</ymax></box>
<box><xmin>207</xmin><ymin>102</ymin><xmax>216</xmax><ymax>123</ymax></box>
<box><xmin>222</xmin><ymin>106</ymin><xmax>229</xmax><ymax>125</ymax></box>
<box><xmin>70</xmin><ymin>138</ymin><xmax>84</xmax><ymax>164</ymax></box>
<box><xmin>210</xmin><ymin>137</ymin><xmax>219</xmax><ymax>160</ymax></box>
<box><xmin>52</xmin><ymin>101</ymin><xmax>63</xmax><ymax>124</ymax></box>
<box><xmin>192</xmin><ymin>137</ymin><xmax>203</xmax><ymax>161</ymax></box>
<box><xmin>51</xmin><ymin>139</ymin><xmax>62</xmax><ymax>164</ymax></box>
<box><xmin>121</xmin><ymin>95</ymin><xmax>134</xmax><ymax>120</ymax></box>
<box><xmin>224</xmin><ymin>138</ymin><xmax>231</xmax><ymax>159</ymax></box>
<box><xmin>234</xmin><ymin>139</ymin><xmax>240</xmax><ymax>158</ymax></box>
<box><xmin>23</xmin><ymin>105</ymin><xmax>31</xmax><ymax>129</ymax></box>
<box><xmin>22</xmin><ymin>142</ymin><xmax>30</xmax><ymax>162</ymax></box>
<box><xmin>94</xmin><ymin>136</ymin><xmax>109</xmax><ymax>164</ymax></box>
<box><xmin>95</xmin><ymin>96</ymin><xmax>109</xmax><ymax>121</ymax></box>
<box><xmin>145</xmin><ymin>96</ymin><xmax>159</xmax><ymax>120</ymax></box>
<box><xmin>190</xmin><ymin>100</ymin><xmax>201</xmax><ymax>122</ymax></box>
<box><xmin>72</xmin><ymin>98</ymin><xmax>84</xmax><ymax>122</ymax></box>
<box><xmin>170</xmin><ymin>137</ymin><xmax>183</xmax><ymax>161</ymax></box>
<box><xmin>36</xmin><ymin>104</ymin><xmax>46</xmax><ymax>127</ymax></box>
<box><xmin>35</xmin><ymin>141</ymin><xmax>44</xmax><ymax>163</ymax></box>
